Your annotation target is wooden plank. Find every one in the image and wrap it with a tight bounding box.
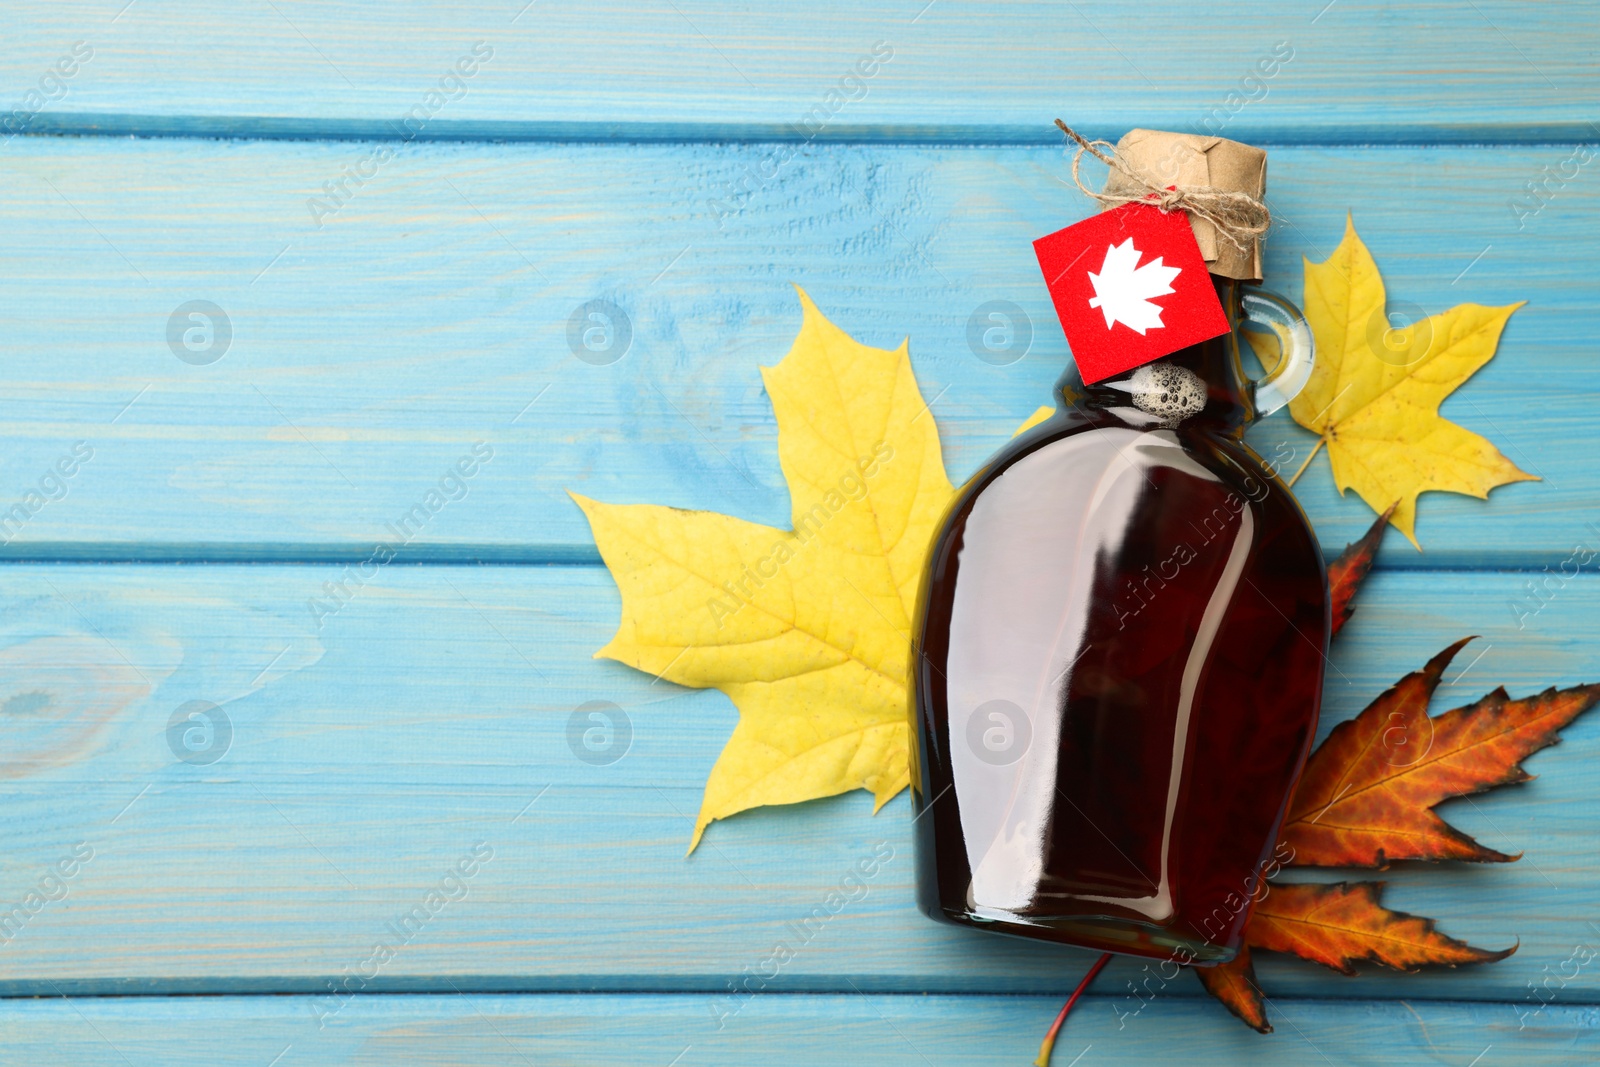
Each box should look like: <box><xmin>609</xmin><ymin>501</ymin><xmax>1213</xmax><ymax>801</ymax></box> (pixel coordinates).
<box><xmin>0</xmin><ymin>139</ymin><xmax>1591</xmax><ymax>566</ymax></box>
<box><xmin>4</xmin><ymin>2</ymin><xmax>1597</xmax><ymax>141</ymax></box>
<box><xmin>0</xmin><ymin>992</ymin><xmax>1592</xmax><ymax>1065</ymax></box>
<box><xmin>0</xmin><ymin>562</ymin><xmax>1595</xmax><ymax>1004</ymax></box>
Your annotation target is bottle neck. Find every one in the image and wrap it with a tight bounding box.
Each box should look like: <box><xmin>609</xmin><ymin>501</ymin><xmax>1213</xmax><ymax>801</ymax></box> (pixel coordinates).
<box><xmin>1056</xmin><ymin>276</ymin><xmax>1258</xmax><ymax>432</ymax></box>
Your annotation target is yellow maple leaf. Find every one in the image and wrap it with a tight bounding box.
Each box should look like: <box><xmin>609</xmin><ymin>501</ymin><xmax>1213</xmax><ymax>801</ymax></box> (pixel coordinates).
<box><xmin>573</xmin><ymin>288</ymin><xmax>954</xmax><ymax>850</ymax></box>
<box><xmin>1263</xmin><ymin>216</ymin><xmax>1535</xmax><ymax>546</ymax></box>
<box><xmin>1014</xmin><ymin>405</ymin><xmax>1054</xmax><ymax>437</ymax></box>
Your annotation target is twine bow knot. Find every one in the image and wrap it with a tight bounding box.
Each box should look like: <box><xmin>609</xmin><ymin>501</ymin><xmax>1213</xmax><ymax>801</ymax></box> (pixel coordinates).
<box><xmin>1055</xmin><ymin>119</ymin><xmax>1271</xmax><ymax>255</ymax></box>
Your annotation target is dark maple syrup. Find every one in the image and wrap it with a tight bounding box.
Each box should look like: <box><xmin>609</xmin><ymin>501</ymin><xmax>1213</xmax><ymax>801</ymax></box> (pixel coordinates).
<box><xmin>910</xmin><ymin>278</ymin><xmax>1328</xmax><ymax>963</ymax></box>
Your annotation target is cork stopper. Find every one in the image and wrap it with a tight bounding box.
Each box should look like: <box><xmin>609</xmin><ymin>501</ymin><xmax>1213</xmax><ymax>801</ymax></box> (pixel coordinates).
<box><xmin>1100</xmin><ymin>129</ymin><xmax>1268</xmax><ymax>282</ymax></box>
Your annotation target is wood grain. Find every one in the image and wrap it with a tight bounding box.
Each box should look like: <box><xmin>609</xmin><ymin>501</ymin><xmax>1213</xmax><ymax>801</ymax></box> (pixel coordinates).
<box><xmin>0</xmin><ymin>992</ymin><xmax>1591</xmax><ymax>1065</ymax></box>
<box><xmin>4</xmin><ymin>2</ymin><xmax>1597</xmax><ymax>141</ymax></box>
<box><xmin>0</xmin><ymin>563</ymin><xmax>1593</xmax><ymax>1004</ymax></box>
<box><xmin>0</xmin><ymin>139</ymin><xmax>1588</xmax><ymax>565</ymax></box>
<box><xmin>5</xmin><ymin>2</ymin><xmax>1599</xmax><ymax>1057</ymax></box>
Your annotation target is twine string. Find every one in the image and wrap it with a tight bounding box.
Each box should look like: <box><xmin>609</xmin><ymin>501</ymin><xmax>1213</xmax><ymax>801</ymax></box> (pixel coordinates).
<box><xmin>1054</xmin><ymin>119</ymin><xmax>1270</xmax><ymax>254</ymax></box>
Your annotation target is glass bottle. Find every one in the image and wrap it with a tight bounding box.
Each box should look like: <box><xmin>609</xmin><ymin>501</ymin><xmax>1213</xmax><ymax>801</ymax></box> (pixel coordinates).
<box><xmin>909</xmin><ymin>276</ymin><xmax>1327</xmax><ymax>963</ymax></box>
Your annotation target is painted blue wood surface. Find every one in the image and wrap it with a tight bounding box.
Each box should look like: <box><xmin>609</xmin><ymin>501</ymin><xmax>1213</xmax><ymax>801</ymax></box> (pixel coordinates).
<box><xmin>5</xmin><ymin>2</ymin><xmax>1598</xmax><ymax>141</ymax></box>
<box><xmin>0</xmin><ymin>564</ymin><xmax>1594</xmax><ymax>1012</ymax></box>
<box><xmin>2</xmin><ymin>1</ymin><xmax>1599</xmax><ymax>1060</ymax></box>
<box><xmin>0</xmin><ymin>994</ymin><xmax>1595</xmax><ymax>1065</ymax></box>
<box><xmin>0</xmin><ymin>139</ymin><xmax>1590</xmax><ymax>566</ymax></box>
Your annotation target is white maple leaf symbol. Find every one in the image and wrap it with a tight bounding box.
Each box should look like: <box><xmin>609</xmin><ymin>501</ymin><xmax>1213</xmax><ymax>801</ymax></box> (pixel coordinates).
<box><xmin>1086</xmin><ymin>237</ymin><xmax>1182</xmax><ymax>335</ymax></box>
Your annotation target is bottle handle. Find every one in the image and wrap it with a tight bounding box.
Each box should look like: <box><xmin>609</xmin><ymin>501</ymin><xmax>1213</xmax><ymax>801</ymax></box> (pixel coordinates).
<box><xmin>1240</xmin><ymin>288</ymin><xmax>1315</xmax><ymax>417</ymax></box>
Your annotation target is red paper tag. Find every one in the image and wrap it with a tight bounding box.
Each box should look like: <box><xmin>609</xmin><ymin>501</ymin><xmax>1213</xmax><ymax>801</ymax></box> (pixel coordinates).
<box><xmin>1033</xmin><ymin>202</ymin><xmax>1230</xmax><ymax>384</ymax></box>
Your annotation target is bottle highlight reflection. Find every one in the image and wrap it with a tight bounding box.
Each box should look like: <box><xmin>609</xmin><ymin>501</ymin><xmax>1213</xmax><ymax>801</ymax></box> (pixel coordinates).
<box><xmin>910</xmin><ymin>279</ymin><xmax>1329</xmax><ymax>963</ymax></box>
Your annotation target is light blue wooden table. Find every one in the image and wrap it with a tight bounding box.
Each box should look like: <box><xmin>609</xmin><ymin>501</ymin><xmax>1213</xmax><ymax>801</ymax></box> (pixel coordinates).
<box><xmin>1</xmin><ymin>3</ymin><xmax>1597</xmax><ymax>1062</ymax></box>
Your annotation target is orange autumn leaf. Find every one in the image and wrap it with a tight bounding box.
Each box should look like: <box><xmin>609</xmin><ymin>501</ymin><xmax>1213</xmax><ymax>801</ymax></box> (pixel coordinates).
<box><xmin>1193</xmin><ymin>946</ymin><xmax>1271</xmax><ymax>1033</ymax></box>
<box><xmin>1327</xmin><ymin>503</ymin><xmax>1395</xmax><ymax>637</ymax></box>
<box><xmin>1195</xmin><ymin>881</ymin><xmax>1515</xmax><ymax>1035</ymax></box>
<box><xmin>1193</xmin><ymin>637</ymin><xmax>1598</xmax><ymax>1032</ymax></box>
<box><xmin>1201</xmin><ymin>883</ymin><xmax>1514</xmax><ymax>1035</ymax></box>
<box><xmin>1281</xmin><ymin>639</ymin><xmax>1600</xmax><ymax>867</ymax></box>
<box><xmin>1246</xmin><ymin>882</ymin><xmax>1514</xmax><ymax>974</ymax></box>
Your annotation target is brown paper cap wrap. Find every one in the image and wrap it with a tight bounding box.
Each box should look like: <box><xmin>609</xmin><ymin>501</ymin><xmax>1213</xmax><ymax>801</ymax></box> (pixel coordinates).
<box><xmin>1101</xmin><ymin>128</ymin><xmax>1268</xmax><ymax>282</ymax></box>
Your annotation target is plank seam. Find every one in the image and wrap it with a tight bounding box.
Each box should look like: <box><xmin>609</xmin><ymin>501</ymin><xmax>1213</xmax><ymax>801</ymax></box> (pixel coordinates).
<box><xmin>7</xmin><ymin>124</ymin><xmax>1600</xmax><ymax>150</ymax></box>
<box><xmin>0</xmin><ymin>551</ymin><xmax>1569</xmax><ymax>573</ymax></box>
<box><xmin>0</xmin><ymin>988</ymin><xmax>1575</xmax><ymax>1007</ymax></box>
